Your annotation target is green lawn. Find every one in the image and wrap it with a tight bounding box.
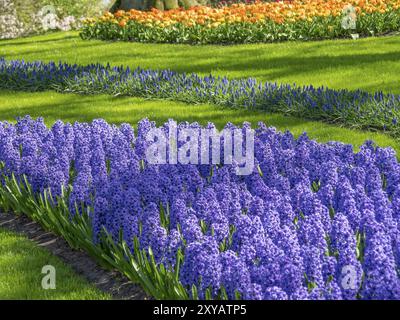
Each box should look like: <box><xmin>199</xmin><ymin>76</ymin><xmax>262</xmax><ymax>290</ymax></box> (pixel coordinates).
<box><xmin>1</xmin><ymin>31</ymin><xmax>400</xmax><ymax>94</ymax></box>
<box><xmin>1</xmin><ymin>31</ymin><xmax>400</xmax><ymax>155</ymax></box>
<box><xmin>1</xmin><ymin>90</ymin><xmax>399</xmax><ymax>155</ymax></box>
<box><xmin>0</xmin><ymin>227</ymin><xmax>110</xmax><ymax>300</ymax></box>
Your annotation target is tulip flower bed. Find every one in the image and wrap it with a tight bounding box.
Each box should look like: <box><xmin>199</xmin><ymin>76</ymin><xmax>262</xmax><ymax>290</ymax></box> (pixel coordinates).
<box><xmin>1</xmin><ymin>58</ymin><xmax>400</xmax><ymax>137</ymax></box>
<box><xmin>80</xmin><ymin>0</ymin><xmax>400</xmax><ymax>44</ymax></box>
<box><xmin>1</xmin><ymin>116</ymin><xmax>400</xmax><ymax>300</ymax></box>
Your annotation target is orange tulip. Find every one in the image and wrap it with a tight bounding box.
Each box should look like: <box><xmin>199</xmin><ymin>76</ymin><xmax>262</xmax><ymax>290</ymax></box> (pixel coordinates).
<box><xmin>90</xmin><ymin>0</ymin><xmax>400</xmax><ymax>28</ymax></box>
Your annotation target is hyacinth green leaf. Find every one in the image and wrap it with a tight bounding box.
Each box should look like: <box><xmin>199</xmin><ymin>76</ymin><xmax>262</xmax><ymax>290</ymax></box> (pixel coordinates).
<box><xmin>191</xmin><ymin>284</ymin><xmax>199</xmax><ymax>300</ymax></box>
<box><xmin>219</xmin><ymin>286</ymin><xmax>229</xmax><ymax>300</ymax></box>
<box><xmin>205</xmin><ymin>287</ymin><xmax>212</xmax><ymax>300</ymax></box>
<box><xmin>174</xmin><ymin>248</ymin><xmax>183</xmax><ymax>281</ymax></box>
<box><xmin>257</xmin><ymin>164</ymin><xmax>263</xmax><ymax>177</ymax></box>
<box><xmin>200</xmin><ymin>219</ymin><xmax>208</xmax><ymax>234</ymax></box>
<box><xmin>234</xmin><ymin>290</ymin><xmax>241</xmax><ymax>300</ymax></box>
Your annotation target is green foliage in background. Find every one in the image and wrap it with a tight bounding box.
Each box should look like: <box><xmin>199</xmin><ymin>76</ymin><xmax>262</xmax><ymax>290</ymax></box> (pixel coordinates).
<box><xmin>0</xmin><ymin>0</ymin><xmax>108</xmax><ymax>39</ymax></box>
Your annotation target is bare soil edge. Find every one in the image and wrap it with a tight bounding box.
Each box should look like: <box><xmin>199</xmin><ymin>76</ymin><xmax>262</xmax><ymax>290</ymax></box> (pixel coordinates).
<box><xmin>0</xmin><ymin>212</ymin><xmax>149</xmax><ymax>300</ymax></box>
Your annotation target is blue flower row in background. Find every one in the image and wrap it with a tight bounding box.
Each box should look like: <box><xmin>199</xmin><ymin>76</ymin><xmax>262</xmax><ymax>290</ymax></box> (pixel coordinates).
<box><xmin>1</xmin><ymin>116</ymin><xmax>400</xmax><ymax>299</ymax></box>
<box><xmin>1</xmin><ymin>58</ymin><xmax>399</xmax><ymax>136</ymax></box>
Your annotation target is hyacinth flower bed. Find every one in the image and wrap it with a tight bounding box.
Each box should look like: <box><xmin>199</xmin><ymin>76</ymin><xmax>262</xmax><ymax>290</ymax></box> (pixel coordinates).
<box><xmin>1</xmin><ymin>58</ymin><xmax>400</xmax><ymax>137</ymax></box>
<box><xmin>80</xmin><ymin>0</ymin><xmax>400</xmax><ymax>44</ymax></box>
<box><xmin>1</xmin><ymin>116</ymin><xmax>400</xmax><ymax>300</ymax></box>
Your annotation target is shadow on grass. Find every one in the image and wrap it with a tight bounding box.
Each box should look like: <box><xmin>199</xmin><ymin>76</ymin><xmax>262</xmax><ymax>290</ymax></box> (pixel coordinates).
<box><xmin>1</xmin><ymin>90</ymin><xmax>399</xmax><ymax>154</ymax></box>
<box><xmin>0</xmin><ymin>32</ymin><xmax>78</xmax><ymax>47</ymax></box>
<box><xmin>1</xmin><ymin>32</ymin><xmax>400</xmax><ymax>99</ymax></box>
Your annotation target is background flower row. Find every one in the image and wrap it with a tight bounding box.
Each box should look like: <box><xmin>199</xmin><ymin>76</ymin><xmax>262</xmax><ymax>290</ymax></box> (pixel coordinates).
<box><xmin>1</xmin><ymin>58</ymin><xmax>399</xmax><ymax>137</ymax></box>
<box><xmin>81</xmin><ymin>0</ymin><xmax>400</xmax><ymax>44</ymax></box>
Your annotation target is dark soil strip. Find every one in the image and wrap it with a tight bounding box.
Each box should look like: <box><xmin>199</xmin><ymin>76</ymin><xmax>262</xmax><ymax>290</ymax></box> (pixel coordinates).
<box><xmin>0</xmin><ymin>212</ymin><xmax>149</xmax><ymax>300</ymax></box>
